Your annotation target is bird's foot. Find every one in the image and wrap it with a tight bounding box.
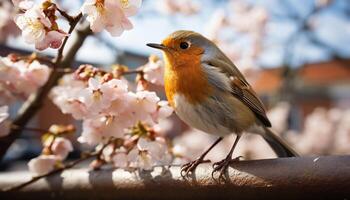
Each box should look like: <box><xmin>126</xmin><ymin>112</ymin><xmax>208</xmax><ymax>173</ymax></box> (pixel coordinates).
<box><xmin>211</xmin><ymin>156</ymin><xmax>242</xmax><ymax>180</ymax></box>
<box><xmin>180</xmin><ymin>157</ymin><xmax>210</xmax><ymax>178</ymax></box>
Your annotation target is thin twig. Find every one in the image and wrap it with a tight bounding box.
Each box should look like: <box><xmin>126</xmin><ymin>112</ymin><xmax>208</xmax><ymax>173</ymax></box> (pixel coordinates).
<box><xmin>11</xmin><ymin>125</ymin><xmax>49</xmax><ymax>134</ymax></box>
<box><xmin>3</xmin><ymin>138</ymin><xmax>114</xmax><ymax>192</ymax></box>
<box><xmin>56</xmin><ymin>7</ymin><xmax>75</xmax><ymax>22</ymax></box>
<box><xmin>121</xmin><ymin>69</ymin><xmax>144</xmax><ymax>76</ymax></box>
<box><xmin>3</xmin><ymin>152</ymin><xmax>98</xmax><ymax>192</ymax></box>
<box><xmin>55</xmin><ymin>12</ymin><xmax>83</xmax><ymax>64</ymax></box>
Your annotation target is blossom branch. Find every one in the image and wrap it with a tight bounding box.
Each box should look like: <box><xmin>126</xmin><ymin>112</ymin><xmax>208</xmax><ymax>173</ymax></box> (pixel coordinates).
<box><xmin>0</xmin><ymin>20</ymin><xmax>92</xmax><ymax>162</ymax></box>
<box><xmin>3</xmin><ymin>151</ymin><xmax>97</xmax><ymax>192</ymax></box>
<box><xmin>54</xmin><ymin>12</ymin><xmax>83</xmax><ymax>65</ymax></box>
<box><xmin>121</xmin><ymin>69</ymin><xmax>144</xmax><ymax>76</ymax></box>
<box><xmin>3</xmin><ymin>138</ymin><xmax>114</xmax><ymax>192</ymax></box>
<box><xmin>11</xmin><ymin>124</ymin><xmax>49</xmax><ymax>134</ymax></box>
<box><xmin>55</xmin><ymin>7</ymin><xmax>76</xmax><ymax>23</ymax></box>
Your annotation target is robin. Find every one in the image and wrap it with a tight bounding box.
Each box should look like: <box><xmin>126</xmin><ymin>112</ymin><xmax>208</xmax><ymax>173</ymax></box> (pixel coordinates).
<box><xmin>147</xmin><ymin>30</ymin><xmax>298</xmax><ymax>179</ymax></box>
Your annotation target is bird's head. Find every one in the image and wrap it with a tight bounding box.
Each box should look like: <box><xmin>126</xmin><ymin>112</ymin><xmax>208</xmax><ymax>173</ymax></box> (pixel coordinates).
<box><xmin>147</xmin><ymin>30</ymin><xmax>218</xmax><ymax>69</ymax></box>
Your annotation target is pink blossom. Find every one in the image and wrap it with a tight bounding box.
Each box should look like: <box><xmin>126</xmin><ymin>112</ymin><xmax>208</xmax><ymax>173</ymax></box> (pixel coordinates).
<box><xmin>101</xmin><ymin>143</ymin><xmax>115</xmax><ymax>162</ymax></box>
<box><xmin>15</xmin><ymin>6</ymin><xmax>51</xmax><ymax>44</ymax></box>
<box><xmin>134</xmin><ymin>91</ymin><xmax>160</xmax><ymax>113</ymax></box>
<box><xmin>81</xmin><ymin>0</ymin><xmax>142</xmax><ymax>36</ymax></box>
<box><xmin>126</xmin><ymin>91</ymin><xmax>160</xmax><ymax>123</ymax></box>
<box><xmin>18</xmin><ymin>60</ymin><xmax>51</xmax><ymax>87</ymax></box>
<box><xmin>333</xmin><ymin>109</ymin><xmax>350</xmax><ymax>153</ymax></box>
<box><xmin>12</xmin><ymin>0</ymin><xmax>34</xmax><ymax>10</ymax></box>
<box><xmin>112</xmin><ymin>152</ymin><xmax>128</xmax><ymax>168</ymax></box>
<box><xmin>152</xmin><ymin>118</ymin><xmax>174</xmax><ymax>136</ymax></box>
<box><xmin>50</xmin><ymin>74</ymin><xmax>88</xmax><ymax>119</ymax></box>
<box><xmin>205</xmin><ymin>1</ymin><xmax>267</xmax><ymax>73</ymax></box>
<box><xmin>158</xmin><ymin>0</ymin><xmax>200</xmax><ymax>15</ymax></box>
<box><xmin>151</xmin><ymin>101</ymin><xmax>173</xmax><ymax>123</ymax></box>
<box><xmin>44</xmin><ymin>137</ymin><xmax>73</xmax><ymax>160</ymax></box>
<box><xmin>0</xmin><ymin>56</ymin><xmax>50</xmax><ymax>99</ymax></box>
<box><xmin>127</xmin><ymin>137</ymin><xmax>172</xmax><ymax>170</ymax></box>
<box><xmin>14</xmin><ymin>5</ymin><xmax>67</xmax><ymax>50</ymax></box>
<box><xmin>51</xmin><ymin>75</ymin><xmax>130</xmax><ymax>120</ymax></box>
<box><xmin>0</xmin><ymin>106</ymin><xmax>10</xmax><ymax>137</ymax></box>
<box><xmin>28</xmin><ymin>155</ymin><xmax>58</xmax><ymax>175</ymax></box>
<box><xmin>78</xmin><ymin>116</ymin><xmax>126</xmax><ymax>145</ymax></box>
<box><xmin>142</xmin><ymin>55</ymin><xmax>164</xmax><ymax>86</ymax></box>
<box><xmin>82</xmin><ymin>77</ymin><xmax>128</xmax><ymax>116</ymax></box>
<box><xmin>51</xmin><ymin>66</ymin><xmax>173</xmax><ymax>148</ymax></box>
<box><xmin>205</xmin><ymin>9</ymin><xmax>227</xmax><ymax>39</ymax></box>
<box><xmin>116</xmin><ymin>0</ymin><xmax>142</xmax><ymax>17</ymax></box>
<box><xmin>35</xmin><ymin>30</ymin><xmax>68</xmax><ymax>51</ymax></box>
<box><xmin>315</xmin><ymin>0</ymin><xmax>332</xmax><ymax>8</ymax></box>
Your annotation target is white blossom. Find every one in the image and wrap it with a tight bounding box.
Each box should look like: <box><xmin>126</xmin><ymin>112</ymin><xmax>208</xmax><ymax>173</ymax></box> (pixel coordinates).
<box><xmin>28</xmin><ymin>155</ymin><xmax>58</xmax><ymax>175</ymax></box>
<box><xmin>81</xmin><ymin>0</ymin><xmax>142</xmax><ymax>36</ymax></box>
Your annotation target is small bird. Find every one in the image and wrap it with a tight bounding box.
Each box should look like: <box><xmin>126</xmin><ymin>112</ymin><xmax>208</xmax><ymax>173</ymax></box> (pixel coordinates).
<box><xmin>147</xmin><ymin>30</ymin><xmax>298</xmax><ymax>179</ymax></box>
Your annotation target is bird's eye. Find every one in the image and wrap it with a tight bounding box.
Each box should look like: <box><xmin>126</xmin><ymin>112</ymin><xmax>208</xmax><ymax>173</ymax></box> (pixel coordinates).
<box><xmin>179</xmin><ymin>42</ymin><xmax>189</xmax><ymax>49</ymax></box>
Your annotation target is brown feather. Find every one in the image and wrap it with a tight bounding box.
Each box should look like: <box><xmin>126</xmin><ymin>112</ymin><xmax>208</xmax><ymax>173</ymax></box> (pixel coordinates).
<box><xmin>230</xmin><ymin>76</ymin><xmax>271</xmax><ymax>127</ymax></box>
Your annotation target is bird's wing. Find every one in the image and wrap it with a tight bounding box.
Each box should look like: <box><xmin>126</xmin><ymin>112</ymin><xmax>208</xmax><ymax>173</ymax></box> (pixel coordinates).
<box><xmin>203</xmin><ymin>58</ymin><xmax>271</xmax><ymax>127</ymax></box>
<box><xmin>229</xmin><ymin>76</ymin><xmax>271</xmax><ymax>127</ymax></box>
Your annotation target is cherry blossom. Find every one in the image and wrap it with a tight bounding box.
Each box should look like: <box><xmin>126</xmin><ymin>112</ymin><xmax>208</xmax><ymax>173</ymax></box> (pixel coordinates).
<box><xmin>44</xmin><ymin>137</ymin><xmax>74</xmax><ymax>160</ymax></box>
<box><xmin>116</xmin><ymin>0</ymin><xmax>142</xmax><ymax>17</ymax></box>
<box><xmin>0</xmin><ymin>106</ymin><xmax>10</xmax><ymax>137</ymax></box>
<box><xmin>205</xmin><ymin>9</ymin><xmax>227</xmax><ymax>40</ymax></box>
<box><xmin>127</xmin><ymin>91</ymin><xmax>160</xmax><ymax>123</ymax></box>
<box><xmin>333</xmin><ymin>109</ymin><xmax>350</xmax><ymax>153</ymax></box>
<box><xmin>151</xmin><ymin>101</ymin><xmax>173</xmax><ymax>123</ymax></box>
<box><xmin>81</xmin><ymin>0</ymin><xmax>142</xmax><ymax>36</ymax></box>
<box><xmin>78</xmin><ymin>116</ymin><xmax>127</xmax><ymax>145</ymax></box>
<box><xmin>112</xmin><ymin>152</ymin><xmax>128</xmax><ymax>168</ymax></box>
<box><xmin>205</xmin><ymin>1</ymin><xmax>268</xmax><ymax>77</ymax></box>
<box><xmin>14</xmin><ymin>4</ymin><xmax>67</xmax><ymax>50</ymax></box>
<box><xmin>158</xmin><ymin>0</ymin><xmax>200</xmax><ymax>15</ymax></box>
<box><xmin>127</xmin><ymin>137</ymin><xmax>172</xmax><ymax>170</ymax></box>
<box><xmin>142</xmin><ymin>55</ymin><xmax>164</xmax><ymax>86</ymax></box>
<box><xmin>82</xmin><ymin>77</ymin><xmax>129</xmax><ymax>117</ymax></box>
<box><xmin>34</xmin><ymin>30</ymin><xmax>68</xmax><ymax>51</ymax></box>
<box><xmin>50</xmin><ymin>63</ymin><xmax>175</xmax><ymax>169</ymax></box>
<box><xmin>12</xmin><ymin>0</ymin><xmax>34</xmax><ymax>10</ymax></box>
<box><xmin>28</xmin><ymin>155</ymin><xmax>58</xmax><ymax>175</ymax></box>
<box><xmin>50</xmin><ymin>74</ymin><xmax>88</xmax><ymax>119</ymax></box>
<box><xmin>0</xmin><ymin>55</ymin><xmax>50</xmax><ymax>101</ymax></box>
<box><xmin>285</xmin><ymin>107</ymin><xmax>350</xmax><ymax>156</ymax></box>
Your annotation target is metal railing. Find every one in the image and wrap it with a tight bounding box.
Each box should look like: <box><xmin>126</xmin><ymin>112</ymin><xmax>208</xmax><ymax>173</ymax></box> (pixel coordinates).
<box><xmin>1</xmin><ymin>155</ymin><xmax>349</xmax><ymax>199</ymax></box>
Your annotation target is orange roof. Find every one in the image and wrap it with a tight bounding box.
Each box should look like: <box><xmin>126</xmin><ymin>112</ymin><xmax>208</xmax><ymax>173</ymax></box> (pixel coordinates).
<box><xmin>251</xmin><ymin>59</ymin><xmax>350</xmax><ymax>94</ymax></box>
<box><xmin>301</xmin><ymin>60</ymin><xmax>350</xmax><ymax>84</ymax></box>
<box><xmin>251</xmin><ymin>68</ymin><xmax>282</xmax><ymax>94</ymax></box>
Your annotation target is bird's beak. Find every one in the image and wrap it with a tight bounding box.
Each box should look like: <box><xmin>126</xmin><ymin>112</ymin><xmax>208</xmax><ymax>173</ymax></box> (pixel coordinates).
<box><xmin>146</xmin><ymin>43</ymin><xmax>167</xmax><ymax>50</ymax></box>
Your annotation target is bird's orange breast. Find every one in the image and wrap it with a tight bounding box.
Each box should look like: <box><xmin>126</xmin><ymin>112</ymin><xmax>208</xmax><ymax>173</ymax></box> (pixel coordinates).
<box><xmin>163</xmin><ymin>52</ymin><xmax>212</xmax><ymax>107</ymax></box>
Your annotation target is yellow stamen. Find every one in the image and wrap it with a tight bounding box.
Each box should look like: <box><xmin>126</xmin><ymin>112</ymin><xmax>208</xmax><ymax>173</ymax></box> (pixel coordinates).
<box><xmin>120</xmin><ymin>0</ymin><xmax>130</xmax><ymax>8</ymax></box>
<box><xmin>95</xmin><ymin>0</ymin><xmax>105</xmax><ymax>14</ymax></box>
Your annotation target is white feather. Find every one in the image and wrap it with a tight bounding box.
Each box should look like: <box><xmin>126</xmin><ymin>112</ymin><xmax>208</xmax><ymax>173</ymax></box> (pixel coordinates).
<box><xmin>173</xmin><ymin>94</ymin><xmax>233</xmax><ymax>136</ymax></box>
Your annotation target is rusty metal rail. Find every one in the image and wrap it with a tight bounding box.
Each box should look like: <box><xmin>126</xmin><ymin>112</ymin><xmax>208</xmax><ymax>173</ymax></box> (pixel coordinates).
<box><xmin>1</xmin><ymin>155</ymin><xmax>350</xmax><ymax>199</ymax></box>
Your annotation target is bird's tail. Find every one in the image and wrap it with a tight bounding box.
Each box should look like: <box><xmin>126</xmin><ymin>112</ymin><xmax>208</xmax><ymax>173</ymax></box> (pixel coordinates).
<box><xmin>262</xmin><ymin>127</ymin><xmax>299</xmax><ymax>157</ymax></box>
